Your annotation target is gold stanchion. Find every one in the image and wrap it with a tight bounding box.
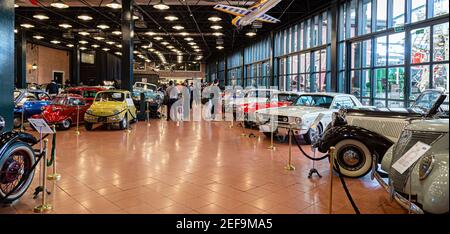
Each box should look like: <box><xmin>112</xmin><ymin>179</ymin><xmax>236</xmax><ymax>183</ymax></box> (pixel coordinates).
<box><xmin>267</xmin><ymin>118</ymin><xmax>276</xmax><ymax>150</ymax></box>
<box><xmin>34</xmin><ymin>139</ymin><xmax>53</xmax><ymax>213</ymax></box>
<box><xmin>47</xmin><ymin>125</ymin><xmax>61</xmax><ymax>181</ymax></box>
<box><xmin>75</xmin><ymin>105</ymin><xmax>80</xmax><ymax>135</ymax></box>
<box><xmin>125</xmin><ymin>111</ymin><xmax>132</xmax><ymax>133</ymax></box>
<box><xmin>329</xmin><ymin>146</ymin><xmax>336</xmax><ymax>214</ymax></box>
<box><xmin>284</xmin><ymin>125</ymin><xmax>295</xmax><ymax>171</ymax></box>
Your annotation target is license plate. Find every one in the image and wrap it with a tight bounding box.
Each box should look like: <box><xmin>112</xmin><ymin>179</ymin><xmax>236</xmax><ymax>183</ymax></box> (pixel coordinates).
<box><xmin>98</xmin><ymin>117</ymin><xmax>107</xmax><ymax>122</ymax></box>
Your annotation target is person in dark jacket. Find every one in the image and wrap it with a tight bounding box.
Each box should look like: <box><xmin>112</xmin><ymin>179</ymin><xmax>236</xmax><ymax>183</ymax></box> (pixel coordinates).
<box><xmin>46</xmin><ymin>80</ymin><xmax>59</xmax><ymax>96</ymax></box>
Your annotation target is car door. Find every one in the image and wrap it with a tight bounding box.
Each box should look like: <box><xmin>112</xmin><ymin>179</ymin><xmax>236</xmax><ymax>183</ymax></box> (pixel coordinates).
<box><xmin>125</xmin><ymin>93</ymin><xmax>136</xmax><ymax>116</ymax></box>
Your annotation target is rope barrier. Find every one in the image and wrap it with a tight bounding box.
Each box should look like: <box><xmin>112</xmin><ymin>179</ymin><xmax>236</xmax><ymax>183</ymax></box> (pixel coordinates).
<box><xmin>290</xmin><ymin>130</ymin><xmax>330</xmax><ymax>161</ymax></box>
<box><xmin>332</xmin><ymin>157</ymin><xmax>361</xmax><ymax>214</ymax></box>
<box><xmin>46</xmin><ymin>133</ymin><xmax>56</xmax><ymax>167</ymax></box>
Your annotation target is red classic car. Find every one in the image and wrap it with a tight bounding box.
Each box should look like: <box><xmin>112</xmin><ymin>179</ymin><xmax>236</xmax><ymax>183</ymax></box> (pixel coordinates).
<box><xmin>64</xmin><ymin>86</ymin><xmax>105</xmax><ymax>104</ymax></box>
<box><xmin>31</xmin><ymin>94</ymin><xmax>89</xmax><ymax>130</ymax></box>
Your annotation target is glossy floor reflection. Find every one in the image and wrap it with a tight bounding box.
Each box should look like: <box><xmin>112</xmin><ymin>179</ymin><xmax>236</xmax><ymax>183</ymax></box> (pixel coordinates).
<box><xmin>2</xmin><ymin>120</ymin><xmax>407</xmax><ymax>214</ymax></box>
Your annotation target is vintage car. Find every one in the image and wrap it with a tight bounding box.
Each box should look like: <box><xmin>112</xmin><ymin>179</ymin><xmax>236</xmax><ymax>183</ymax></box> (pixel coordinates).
<box><xmin>64</xmin><ymin>86</ymin><xmax>105</xmax><ymax>104</ymax></box>
<box><xmin>131</xmin><ymin>82</ymin><xmax>164</xmax><ymax>116</ymax></box>
<box><xmin>13</xmin><ymin>89</ymin><xmax>52</xmax><ymax>128</ymax></box>
<box><xmin>316</xmin><ymin>90</ymin><xmax>448</xmax><ymax>178</ymax></box>
<box><xmin>255</xmin><ymin>93</ymin><xmax>362</xmax><ymax>144</ymax></box>
<box><xmin>84</xmin><ymin>90</ymin><xmax>137</xmax><ymax>130</ymax></box>
<box><xmin>372</xmin><ymin>118</ymin><xmax>448</xmax><ymax>214</ymax></box>
<box><xmin>30</xmin><ymin>94</ymin><xmax>89</xmax><ymax>130</ymax></box>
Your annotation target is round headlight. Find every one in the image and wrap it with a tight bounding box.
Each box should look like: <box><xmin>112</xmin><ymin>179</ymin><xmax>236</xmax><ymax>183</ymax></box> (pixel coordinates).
<box><xmin>419</xmin><ymin>154</ymin><xmax>435</xmax><ymax>180</ymax></box>
<box><xmin>0</xmin><ymin>116</ymin><xmax>5</xmax><ymax>131</ymax></box>
<box><xmin>86</xmin><ymin>109</ymin><xmax>93</xmax><ymax>115</ymax></box>
<box><xmin>113</xmin><ymin>109</ymin><xmax>120</xmax><ymax>115</ymax></box>
<box><xmin>294</xmin><ymin>117</ymin><xmax>302</xmax><ymax>125</ymax></box>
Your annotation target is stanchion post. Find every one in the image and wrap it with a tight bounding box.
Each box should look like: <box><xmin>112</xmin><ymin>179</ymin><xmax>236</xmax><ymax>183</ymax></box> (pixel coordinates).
<box><xmin>146</xmin><ymin>101</ymin><xmax>151</xmax><ymax>127</ymax></box>
<box><xmin>75</xmin><ymin>105</ymin><xmax>80</xmax><ymax>135</ymax></box>
<box><xmin>267</xmin><ymin>117</ymin><xmax>276</xmax><ymax>150</ymax></box>
<box><xmin>47</xmin><ymin>125</ymin><xmax>61</xmax><ymax>181</ymax></box>
<box><xmin>329</xmin><ymin>146</ymin><xmax>336</xmax><ymax>214</ymax></box>
<box><xmin>284</xmin><ymin>124</ymin><xmax>295</xmax><ymax>171</ymax></box>
<box><xmin>33</xmin><ymin>139</ymin><xmax>53</xmax><ymax>213</ymax></box>
<box><xmin>126</xmin><ymin>111</ymin><xmax>132</xmax><ymax>133</ymax></box>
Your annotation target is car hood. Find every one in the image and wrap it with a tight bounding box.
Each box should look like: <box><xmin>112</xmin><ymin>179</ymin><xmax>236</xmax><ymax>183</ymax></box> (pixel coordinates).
<box><xmin>256</xmin><ymin>106</ymin><xmax>331</xmax><ymax>117</ymax></box>
<box><xmin>226</xmin><ymin>97</ymin><xmax>268</xmax><ymax>105</ymax></box>
<box><xmin>90</xmin><ymin>102</ymin><xmax>125</xmax><ymax>112</ymax></box>
<box><xmin>346</xmin><ymin>106</ymin><xmax>425</xmax><ymax>118</ymax></box>
<box><xmin>404</xmin><ymin>118</ymin><xmax>449</xmax><ymax>132</ymax></box>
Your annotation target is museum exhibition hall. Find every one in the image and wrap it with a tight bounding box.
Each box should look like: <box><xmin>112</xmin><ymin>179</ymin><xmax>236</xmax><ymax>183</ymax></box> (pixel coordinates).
<box><xmin>0</xmin><ymin>0</ymin><xmax>448</xmax><ymax>216</ymax></box>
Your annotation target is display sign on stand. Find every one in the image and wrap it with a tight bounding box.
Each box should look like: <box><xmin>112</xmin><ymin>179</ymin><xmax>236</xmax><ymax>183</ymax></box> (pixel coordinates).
<box><xmin>28</xmin><ymin>119</ymin><xmax>54</xmax><ymax>134</ymax></box>
<box><xmin>392</xmin><ymin>141</ymin><xmax>431</xmax><ymax>174</ymax></box>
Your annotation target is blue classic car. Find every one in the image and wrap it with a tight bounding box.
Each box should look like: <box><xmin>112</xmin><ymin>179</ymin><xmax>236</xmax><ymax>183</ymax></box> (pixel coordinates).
<box><xmin>13</xmin><ymin>89</ymin><xmax>52</xmax><ymax>128</ymax></box>
<box><xmin>132</xmin><ymin>82</ymin><xmax>164</xmax><ymax>117</ymax></box>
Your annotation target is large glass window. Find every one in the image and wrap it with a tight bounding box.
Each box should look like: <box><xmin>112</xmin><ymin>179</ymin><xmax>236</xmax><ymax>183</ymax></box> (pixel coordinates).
<box><xmin>376</xmin><ymin>0</ymin><xmax>387</xmax><ymax>31</ymax></box>
<box><xmin>411</xmin><ymin>0</ymin><xmax>427</xmax><ymax>23</ymax></box>
<box><xmin>392</xmin><ymin>0</ymin><xmax>405</xmax><ymax>26</ymax></box>
<box><xmin>433</xmin><ymin>0</ymin><xmax>449</xmax><ymax>17</ymax></box>
<box><xmin>388</xmin><ymin>32</ymin><xmax>405</xmax><ymax>65</ymax></box>
<box><xmin>411</xmin><ymin>27</ymin><xmax>430</xmax><ymax>64</ymax></box>
<box><xmin>361</xmin><ymin>0</ymin><xmax>372</xmax><ymax>35</ymax></box>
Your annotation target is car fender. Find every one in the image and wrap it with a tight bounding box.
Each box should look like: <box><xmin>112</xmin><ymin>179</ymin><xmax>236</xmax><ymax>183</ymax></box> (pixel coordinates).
<box><xmin>317</xmin><ymin>125</ymin><xmax>394</xmax><ymax>160</ymax></box>
<box><xmin>421</xmin><ymin>152</ymin><xmax>449</xmax><ymax>214</ymax></box>
<box><xmin>0</xmin><ymin>132</ymin><xmax>37</xmax><ymax>157</ymax></box>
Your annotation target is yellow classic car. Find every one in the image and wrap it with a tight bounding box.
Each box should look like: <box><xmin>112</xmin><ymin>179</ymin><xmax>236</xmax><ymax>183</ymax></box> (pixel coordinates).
<box><xmin>84</xmin><ymin>90</ymin><xmax>137</xmax><ymax>130</ymax></box>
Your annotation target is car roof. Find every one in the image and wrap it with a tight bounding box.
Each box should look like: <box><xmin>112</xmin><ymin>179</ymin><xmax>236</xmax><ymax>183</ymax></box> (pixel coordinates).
<box><xmin>66</xmin><ymin>86</ymin><xmax>105</xmax><ymax>91</ymax></box>
<box><xmin>56</xmin><ymin>93</ymin><xmax>83</xmax><ymax>98</ymax></box>
<box><xmin>299</xmin><ymin>92</ymin><xmax>353</xmax><ymax>98</ymax></box>
<box><xmin>98</xmin><ymin>89</ymin><xmax>130</xmax><ymax>93</ymax></box>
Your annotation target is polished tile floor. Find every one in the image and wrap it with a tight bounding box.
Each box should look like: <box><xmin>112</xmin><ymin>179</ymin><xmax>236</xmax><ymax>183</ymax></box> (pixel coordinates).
<box><xmin>1</xmin><ymin>119</ymin><xmax>407</xmax><ymax>214</ymax></box>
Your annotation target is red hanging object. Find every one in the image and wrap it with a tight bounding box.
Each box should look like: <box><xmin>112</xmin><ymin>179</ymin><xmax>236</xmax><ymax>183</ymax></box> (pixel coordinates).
<box><xmin>29</xmin><ymin>0</ymin><xmax>38</xmax><ymax>6</ymax></box>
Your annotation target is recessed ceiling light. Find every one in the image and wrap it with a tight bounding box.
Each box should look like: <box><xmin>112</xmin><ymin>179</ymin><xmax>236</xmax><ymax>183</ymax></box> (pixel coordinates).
<box><xmin>154</xmin><ymin>0</ymin><xmax>169</xmax><ymax>10</ymax></box>
<box><xmin>194</xmin><ymin>49</ymin><xmax>201</xmax><ymax>52</ymax></box>
<box><xmin>208</xmin><ymin>16</ymin><xmax>221</xmax><ymax>22</ymax></box>
<box><xmin>167</xmin><ymin>45</ymin><xmax>174</xmax><ymax>49</ymax></box>
<box><xmin>112</xmin><ymin>30</ymin><xmax>122</xmax><ymax>35</ymax></box>
<box><xmin>14</xmin><ymin>29</ymin><xmax>18</xmax><ymax>33</ymax></box>
<box><xmin>213</xmin><ymin>32</ymin><xmax>223</xmax><ymax>37</ymax></box>
<box><xmin>79</xmin><ymin>40</ymin><xmax>88</xmax><ymax>44</ymax></box>
<box><xmin>20</xmin><ymin>23</ymin><xmax>34</xmax><ymax>28</ymax></box>
<box><xmin>172</xmin><ymin>25</ymin><xmax>184</xmax><ymax>30</ymax></box>
<box><xmin>154</xmin><ymin>36</ymin><xmax>163</xmax><ymax>41</ymax></box>
<box><xmin>78</xmin><ymin>31</ymin><xmax>90</xmax><ymax>36</ymax></box>
<box><xmin>80</xmin><ymin>46</ymin><xmax>87</xmax><ymax>50</ymax></box>
<box><xmin>184</xmin><ymin>37</ymin><xmax>193</xmax><ymax>41</ymax></box>
<box><xmin>51</xmin><ymin>0</ymin><xmax>69</xmax><ymax>9</ymax></box>
<box><xmin>106</xmin><ymin>0</ymin><xmax>122</xmax><ymax>9</ymax></box>
<box><xmin>50</xmin><ymin>40</ymin><xmax>61</xmax><ymax>44</ymax></box>
<box><xmin>106</xmin><ymin>41</ymin><xmax>115</xmax><ymax>45</ymax></box>
<box><xmin>246</xmin><ymin>31</ymin><xmax>256</xmax><ymax>37</ymax></box>
<box><xmin>92</xmin><ymin>44</ymin><xmax>100</xmax><ymax>48</ymax></box>
<box><xmin>59</xmin><ymin>23</ymin><xmax>72</xmax><ymax>29</ymax></box>
<box><xmin>33</xmin><ymin>14</ymin><xmax>49</xmax><ymax>20</ymax></box>
<box><xmin>66</xmin><ymin>44</ymin><xmax>74</xmax><ymax>47</ymax></box>
<box><xmin>14</xmin><ymin>4</ymin><xmax>19</xmax><ymax>8</ymax></box>
<box><xmin>192</xmin><ymin>45</ymin><xmax>199</xmax><ymax>49</ymax></box>
<box><xmin>179</xmin><ymin>32</ymin><xmax>189</xmax><ymax>36</ymax></box>
<box><xmin>102</xmin><ymin>48</ymin><xmax>110</xmax><ymax>51</ymax></box>
<box><xmin>115</xmin><ymin>51</ymin><xmax>122</xmax><ymax>56</ymax></box>
<box><xmin>116</xmin><ymin>44</ymin><xmax>122</xmax><ymax>48</ymax></box>
<box><xmin>94</xmin><ymin>36</ymin><xmax>105</xmax><ymax>40</ymax></box>
<box><xmin>188</xmin><ymin>42</ymin><xmax>196</xmax><ymax>45</ymax></box>
<box><xmin>78</xmin><ymin>15</ymin><xmax>93</xmax><ymax>21</ymax></box>
<box><xmin>211</xmin><ymin>25</ymin><xmax>222</xmax><ymax>30</ymax></box>
<box><xmin>97</xmin><ymin>24</ymin><xmax>110</xmax><ymax>30</ymax></box>
<box><xmin>132</xmin><ymin>15</ymin><xmax>140</xmax><ymax>20</ymax></box>
<box><xmin>216</xmin><ymin>46</ymin><xmax>224</xmax><ymax>50</ymax></box>
<box><xmin>33</xmin><ymin>35</ymin><xmax>44</xmax><ymax>40</ymax></box>
<box><xmin>165</xmin><ymin>15</ymin><xmax>178</xmax><ymax>21</ymax></box>
<box><xmin>145</xmin><ymin>31</ymin><xmax>156</xmax><ymax>36</ymax></box>
<box><xmin>161</xmin><ymin>41</ymin><xmax>170</xmax><ymax>45</ymax></box>
<box><xmin>133</xmin><ymin>50</ymin><xmax>140</xmax><ymax>54</ymax></box>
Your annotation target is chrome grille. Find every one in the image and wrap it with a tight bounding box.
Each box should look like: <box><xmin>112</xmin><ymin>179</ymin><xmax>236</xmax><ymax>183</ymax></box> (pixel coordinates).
<box><xmin>346</xmin><ymin>116</ymin><xmax>409</xmax><ymax>140</ymax></box>
<box><xmin>390</xmin><ymin>130</ymin><xmax>443</xmax><ymax>191</ymax></box>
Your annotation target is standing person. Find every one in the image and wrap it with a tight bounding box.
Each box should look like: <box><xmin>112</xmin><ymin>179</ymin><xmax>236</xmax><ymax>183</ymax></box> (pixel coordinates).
<box><xmin>166</xmin><ymin>80</ymin><xmax>179</xmax><ymax>121</ymax></box>
<box><xmin>46</xmin><ymin>79</ymin><xmax>59</xmax><ymax>97</ymax></box>
<box><xmin>189</xmin><ymin>82</ymin><xmax>194</xmax><ymax>109</ymax></box>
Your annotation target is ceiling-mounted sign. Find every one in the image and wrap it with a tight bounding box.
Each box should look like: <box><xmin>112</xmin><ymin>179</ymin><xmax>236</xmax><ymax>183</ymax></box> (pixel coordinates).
<box><xmin>394</xmin><ymin>25</ymin><xmax>405</xmax><ymax>33</ymax></box>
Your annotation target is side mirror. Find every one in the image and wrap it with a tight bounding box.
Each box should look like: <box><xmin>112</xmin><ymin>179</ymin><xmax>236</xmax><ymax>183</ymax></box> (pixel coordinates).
<box><xmin>0</xmin><ymin>116</ymin><xmax>5</xmax><ymax>132</ymax></box>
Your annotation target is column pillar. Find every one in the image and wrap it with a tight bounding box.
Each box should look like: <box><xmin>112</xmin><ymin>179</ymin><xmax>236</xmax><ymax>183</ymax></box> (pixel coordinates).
<box><xmin>70</xmin><ymin>45</ymin><xmax>81</xmax><ymax>86</ymax></box>
<box><xmin>330</xmin><ymin>0</ymin><xmax>339</xmax><ymax>92</ymax></box>
<box><xmin>16</xmin><ymin>30</ymin><xmax>27</xmax><ymax>88</ymax></box>
<box><xmin>121</xmin><ymin>0</ymin><xmax>134</xmax><ymax>91</ymax></box>
<box><xmin>0</xmin><ymin>0</ymin><xmax>14</xmax><ymax>132</ymax></box>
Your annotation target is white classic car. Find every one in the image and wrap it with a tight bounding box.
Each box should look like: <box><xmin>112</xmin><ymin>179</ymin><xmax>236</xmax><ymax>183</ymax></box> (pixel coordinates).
<box><xmin>373</xmin><ymin>118</ymin><xmax>449</xmax><ymax>214</ymax></box>
<box><xmin>255</xmin><ymin>93</ymin><xmax>363</xmax><ymax>144</ymax></box>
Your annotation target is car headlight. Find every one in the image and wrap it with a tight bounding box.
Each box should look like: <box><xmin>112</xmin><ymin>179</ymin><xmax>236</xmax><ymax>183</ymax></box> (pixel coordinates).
<box><xmin>294</xmin><ymin>117</ymin><xmax>302</xmax><ymax>125</ymax></box>
<box><xmin>419</xmin><ymin>154</ymin><xmax>435</xmax><ymax>180</ymax></box>
<box><xmin>113</xmin><ymin>109</ymin><xmax>121</xmax><ymax>115</ymax></box>
<box><xmin>86</xmin><ymin>109</ymin><xmax>93</xmax><ymax>115</ymax></box>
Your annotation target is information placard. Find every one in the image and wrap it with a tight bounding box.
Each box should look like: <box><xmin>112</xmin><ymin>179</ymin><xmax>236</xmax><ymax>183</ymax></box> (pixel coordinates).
<box><xmin>392</xmin><ymin>141</ymin><xmax>431</xmax><ymax>174</ymax></box>
<box><xmin>28</xmin><ymin>118</ymin><xmax>54</xmax><ymax>134</ymax></box>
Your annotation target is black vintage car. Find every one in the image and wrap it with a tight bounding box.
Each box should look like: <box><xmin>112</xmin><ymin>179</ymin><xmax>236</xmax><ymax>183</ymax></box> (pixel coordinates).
<box><xmin>316</xmin><ymin>90</ymin><xmax>448</xmax><ymax>178</ymax></box>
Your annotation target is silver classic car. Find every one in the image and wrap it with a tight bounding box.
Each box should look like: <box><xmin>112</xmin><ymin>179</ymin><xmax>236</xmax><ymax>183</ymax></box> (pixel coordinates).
<box><xmin>373</xmin><ymin>118</ymin><xmax>448</xmax><ymax>214</ymax></box>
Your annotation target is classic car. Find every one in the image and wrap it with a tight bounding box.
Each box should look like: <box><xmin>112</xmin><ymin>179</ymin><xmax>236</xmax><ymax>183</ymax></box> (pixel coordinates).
<box><xmin>255</xmin><ymin>93</ymin><xmax>362</xmax><ymax>144</ymax></box>
<box><xmin>316</xmin><ymin>89</ymin><xmax>448</xmax><ymax>178</ymax></box>
<box><xmin>131</xmin><ymin>82</ymin><xmax>164</xmax><ymax>116</ymax></box>
<box><xmin>64</xmin><ymin>86</ymin><xmax>105</xmax><ymax>104</ymax></box>
<box><xmin>84</xmin><ymin>90</ymin><xmax>137</xmax><ymax>130</ymax></box>
<box><xmin>30</xmin><ymin>94</ymin><xmax>89</xmax><ymax>130</ymax></box>
<box><xmin>372</xmin><ymin>118</ymin><xmax>448</xmax><ymax>214</ymax></box>
<box><xmin>13</xmin><ymin>89</ymin><xmax>52</xmax><ymax>128</ymax></box>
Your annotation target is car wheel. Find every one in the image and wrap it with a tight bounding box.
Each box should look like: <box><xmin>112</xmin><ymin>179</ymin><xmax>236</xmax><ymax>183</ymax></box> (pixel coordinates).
<box><xmin>85</xmin><ymin>123</ymin><xmax>93</xmax><ymax>131</ymax></box>
<box><xmin>333</xmin><ymin>139</ymin><xmax>372</xmax><ymax>178</ymax></box>
<box><xmin>119</xmin><ymin>116</ymin><xmax>128</xmax><ymax>130</ymax></box>
<box><xmin>60</xmin><ymin>119</ymin><xmax>71</xmax><ymax>130</ymax></box>
<box><xmin>0</xmin><ymin>142</ymin><xmax>35</xmax><ymax>203</ymax></box>
<box><xmin>304</xmin><ymin>123</ymin><xmax>323</xmax><ymax>145</ymax></box>
<box><xmin>13</xmin><ymin>115</ymin><xmax>22</xmax><ymax>129</ymax></box>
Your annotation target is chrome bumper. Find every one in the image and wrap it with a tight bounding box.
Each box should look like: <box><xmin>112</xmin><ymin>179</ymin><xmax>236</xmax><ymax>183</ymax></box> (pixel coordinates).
<box><xmin>371</xmin><ymin>155</ymin><xmax>424</xmax><ymax>214</ymax></box>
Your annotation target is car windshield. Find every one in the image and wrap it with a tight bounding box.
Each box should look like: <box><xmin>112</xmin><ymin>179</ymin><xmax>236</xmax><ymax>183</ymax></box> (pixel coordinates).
<box><xmin>135</xmin><ymin>83</ymin><xmax>157</xmax><ymax>91</ymax></box>
<box><xmin>412</xmin><ymin>91</ymin><xmax>446</xmax><ymax>113</ymax></box>
<box><xmin>273</xmin><ymin>93</ymin><xmax>299</xmax><ymax>102</ymax></box>
<box><xmin>294</xmin><ymin>95</ymin><xmax>334</xmax><ymax>108</ymax></box>
<box><xmin>83</xmin><ymin>90</ymin><xmax>98</xmax><ymax>98</ymax></box>
<box><xmin>51</xmin><ymin>97</ymin><xmax>66</xmax><ymax>105</ymax></box>
<box><xmin>95</xmin><ymin>92</ymin><xmax>124</xmax><ymax>102</ymax></box>
<box><xmin>67</xmin><ymin>98</ymin><xmax>85</xmax><ymax>106</ymax></box>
